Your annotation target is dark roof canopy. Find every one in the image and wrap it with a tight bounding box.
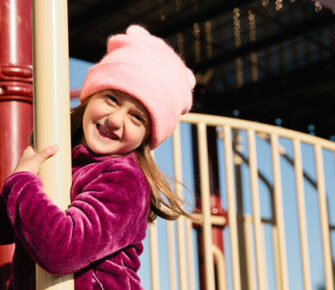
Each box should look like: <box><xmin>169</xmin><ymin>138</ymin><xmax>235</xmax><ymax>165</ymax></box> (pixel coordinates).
<box><xmin>68</xmin><ymin>0</ymin><xmax>335</xmax><ymax>139</ymax></box>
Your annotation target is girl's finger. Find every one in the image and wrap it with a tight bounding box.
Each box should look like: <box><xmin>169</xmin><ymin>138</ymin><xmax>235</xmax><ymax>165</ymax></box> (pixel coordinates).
<box><xmin>36</xmin><ymin>145</ymin><xmax>59</xmax><ymax>162</ymax></box>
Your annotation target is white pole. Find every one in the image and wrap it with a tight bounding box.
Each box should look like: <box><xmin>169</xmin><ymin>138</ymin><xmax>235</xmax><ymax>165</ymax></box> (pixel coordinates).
<box><xmin>32</xmin><ymin>0</ymin><xmax>73</xmax><ymax>289</ymax></box>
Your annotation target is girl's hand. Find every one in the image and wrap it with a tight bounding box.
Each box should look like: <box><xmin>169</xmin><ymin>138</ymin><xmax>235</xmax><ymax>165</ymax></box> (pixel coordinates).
<box><xmin>13</xmin><ymin>145</ymin><xmax>59</xmax><ymax>175</ymax></box>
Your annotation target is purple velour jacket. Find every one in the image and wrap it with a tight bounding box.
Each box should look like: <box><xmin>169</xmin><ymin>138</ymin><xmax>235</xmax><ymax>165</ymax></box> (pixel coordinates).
<box><xmin>0</xmin><ymin>145</ymin><xmax>151</xmax><ymax>289</ymax></box>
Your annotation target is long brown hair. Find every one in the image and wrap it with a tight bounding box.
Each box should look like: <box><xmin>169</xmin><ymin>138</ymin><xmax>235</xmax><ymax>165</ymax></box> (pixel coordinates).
<box><xmin>71</xmin><ymin>100</ymin><xmax>195</xmax><ymax>222</ymax></box>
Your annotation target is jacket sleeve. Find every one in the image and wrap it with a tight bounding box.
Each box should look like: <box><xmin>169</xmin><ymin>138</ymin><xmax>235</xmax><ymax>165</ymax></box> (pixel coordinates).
<box><xmin>2</xmin><ymin>161</ymin><xmax>150</xmax><ymax>275</ymax></box>
<box><xmin>0</xmin><ymin>192</ymin><xmax>14</xmax><ymax>244</ymax></box>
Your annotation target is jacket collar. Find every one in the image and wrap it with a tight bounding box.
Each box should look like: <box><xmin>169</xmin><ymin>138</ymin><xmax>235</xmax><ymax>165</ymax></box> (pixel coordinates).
<box><xmin>72</xmin><ymin>145</ymin><xmax>137</xmax><ymax>172</ymax></box>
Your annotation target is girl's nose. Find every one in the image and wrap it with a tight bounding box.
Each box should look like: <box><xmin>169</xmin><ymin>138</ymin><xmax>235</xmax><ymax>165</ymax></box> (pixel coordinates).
<box><xmin>107</xmin><ymin>109</ymin><xmax>125</xmax><ymax>128</ymax></box>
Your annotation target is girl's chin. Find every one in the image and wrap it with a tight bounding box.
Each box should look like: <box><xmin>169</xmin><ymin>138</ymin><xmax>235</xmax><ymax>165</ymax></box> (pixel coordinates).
<box><xmin>88</xmin><ymin>143</ymin><xmax>125</xmax><ymax>155</ymax></box>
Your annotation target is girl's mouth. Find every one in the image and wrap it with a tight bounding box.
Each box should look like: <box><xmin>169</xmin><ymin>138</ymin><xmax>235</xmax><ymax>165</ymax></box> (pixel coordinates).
<box><xmin>96</xmin><ymin>124</ymin><xmax>119</xmax><ymax>140</ymax></box>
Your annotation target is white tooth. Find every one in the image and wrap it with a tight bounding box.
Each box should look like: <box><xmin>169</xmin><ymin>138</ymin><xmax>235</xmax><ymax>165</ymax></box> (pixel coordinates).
<box><xmin>100</xmin><ymin>126</ymin><xmax>115</xmax><ymax>139</ymax></box>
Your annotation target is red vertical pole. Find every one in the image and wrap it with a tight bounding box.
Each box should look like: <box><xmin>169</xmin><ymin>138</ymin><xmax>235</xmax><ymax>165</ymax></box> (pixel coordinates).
<box><xmin>0</xmin><ymin>0</ymin><xmax>33</xmax><ymax>288</ymax></box>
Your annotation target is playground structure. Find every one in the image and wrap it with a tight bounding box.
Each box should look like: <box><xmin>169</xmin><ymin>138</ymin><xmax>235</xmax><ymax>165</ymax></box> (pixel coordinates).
<box><xmin>147</xmin><ymin>113</ymin><xmax>335</xmax><ymax>290</ymax></box>
<box><xmin>0</xmin><ymin>0</ymin><xmax>335</xmax><ymax>289</ymax></box>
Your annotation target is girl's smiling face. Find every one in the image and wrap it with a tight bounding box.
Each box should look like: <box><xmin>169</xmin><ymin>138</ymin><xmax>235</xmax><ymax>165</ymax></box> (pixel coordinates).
<box><xmin>82</xmin><ymin>89</ymin><xmax>151</xmax><ymax>155</ymax></box>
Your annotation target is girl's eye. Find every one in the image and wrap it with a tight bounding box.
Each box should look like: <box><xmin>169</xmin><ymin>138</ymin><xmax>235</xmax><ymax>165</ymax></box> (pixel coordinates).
<box><xmin>133</xmin><ymin>114</ymin><xmax>144</xmax><ymax>123</ymax></box>
<box><xmin>106</xmin><ymin>94</ymin><xmax>118</xmax><ymax>104</ymax></box>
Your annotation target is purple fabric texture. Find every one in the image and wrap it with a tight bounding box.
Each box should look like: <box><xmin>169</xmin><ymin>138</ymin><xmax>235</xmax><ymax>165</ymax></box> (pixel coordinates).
<box><xmin>0</xmin><ymin>145</ymin><xmax>150</xmax><ymax>289</ymax></box>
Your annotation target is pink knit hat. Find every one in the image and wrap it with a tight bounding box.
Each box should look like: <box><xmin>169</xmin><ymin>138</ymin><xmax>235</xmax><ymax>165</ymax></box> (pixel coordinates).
<box><xmin>80</xmin><ymin>25</ymin><xmax>196</xmax><ymax>149</ymax></box>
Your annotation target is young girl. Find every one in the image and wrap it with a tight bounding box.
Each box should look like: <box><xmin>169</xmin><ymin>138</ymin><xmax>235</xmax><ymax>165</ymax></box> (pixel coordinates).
<box><xmin>0</xmin><ymin>25</ymin><xmax>196</xmax><ymax>289</ymax></box>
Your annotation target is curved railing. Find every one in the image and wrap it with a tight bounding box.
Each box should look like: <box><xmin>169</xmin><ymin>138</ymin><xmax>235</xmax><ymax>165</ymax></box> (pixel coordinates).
<box><xmin>147</xmin><ymin>113</ymin><xmax>335</xmax><ymax>290</ymax></box>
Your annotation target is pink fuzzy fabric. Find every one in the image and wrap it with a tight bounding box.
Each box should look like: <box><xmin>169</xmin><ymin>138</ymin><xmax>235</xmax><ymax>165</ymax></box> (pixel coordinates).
<box><xmin>0</xmin><ymin>145</ymin><xmax>150</xmax><ymax>289</ymax></box>
<box><xmin>80</xmin><ymin>25</ymin><xmax>196</xmax><ymax>149</ymax></box>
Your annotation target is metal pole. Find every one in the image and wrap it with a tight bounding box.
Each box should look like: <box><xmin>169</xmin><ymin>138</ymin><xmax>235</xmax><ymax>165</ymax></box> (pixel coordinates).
<box><xmin>193</xmin><ymin>126</ymin><xmax>227</xmax><ymax>290</ymax></box>
<box><xmin>32</xmin><ymin>0</ymin><xmax>73</xmax><ymax>289</ymax></box>
<box><xmin>0</xmin><ymin>0</ymin><xmax>33</xmax><ymax>288</ymax></box>
<box><xmin>197</xmin><ymin>123</ymin><xmax>216</xmax><ymax>290</ymax></box>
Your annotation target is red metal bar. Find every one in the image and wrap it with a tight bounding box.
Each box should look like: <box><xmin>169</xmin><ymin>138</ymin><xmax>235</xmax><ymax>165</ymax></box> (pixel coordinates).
<box><xmin>0</xmin><ymin>0</ymin><xmax>33</xmax><ymax>288</ymax></box>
